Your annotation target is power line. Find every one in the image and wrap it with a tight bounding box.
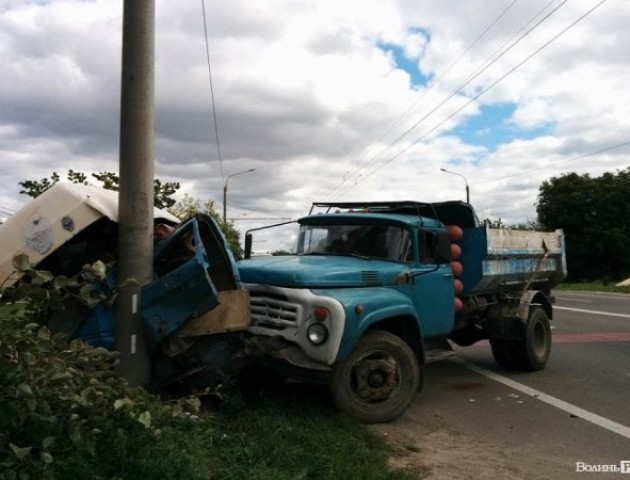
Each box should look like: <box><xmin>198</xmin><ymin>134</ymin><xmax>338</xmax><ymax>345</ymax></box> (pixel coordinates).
<box><xmin>335</xmin><ymin>0</ymin><xmax>609</xmax><ymax>198</ymax></box>
<box><xmin>323</xmin><ymin>0</ymin><xmax>522</xmax><ymax>199</ymax></box>
<box><xmin>326</xmin><ymin>0</ymin><xmax>565</xmax><ymax>200</ymax></box>
<box><xmin>474</xmin><ymin>139</ymin><xmax>630</xmax><ymax>186</ymax></box>
<box><xmin>201</xmin><ymin>0</ymin><xmax>225</xmax><ymax>183</ymax></box>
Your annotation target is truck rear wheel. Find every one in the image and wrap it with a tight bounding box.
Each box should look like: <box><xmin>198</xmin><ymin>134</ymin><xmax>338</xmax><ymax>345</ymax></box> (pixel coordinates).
<box><xmin>490</xmin><ymin>307</ymin><xmax>551</xmax><ymax>371</ymax></box>
<box><xmin>330</xmin><ymin>330</ymin><xmax>421</xmax><ymax>424</ymax></box>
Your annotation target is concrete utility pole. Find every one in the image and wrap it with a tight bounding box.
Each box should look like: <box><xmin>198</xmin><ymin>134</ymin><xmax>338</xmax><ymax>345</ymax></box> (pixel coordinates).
<box><xmin>115</xmin><ymin>0</ymin><xmax>155</xmax><ymax>386</ymax></box>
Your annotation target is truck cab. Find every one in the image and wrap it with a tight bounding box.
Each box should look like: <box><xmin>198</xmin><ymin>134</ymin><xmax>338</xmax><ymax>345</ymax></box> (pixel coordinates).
<box><xmin>239</xmin><ymin>201</ymin><xmax>463</xmax><ymax>423</ymax></box>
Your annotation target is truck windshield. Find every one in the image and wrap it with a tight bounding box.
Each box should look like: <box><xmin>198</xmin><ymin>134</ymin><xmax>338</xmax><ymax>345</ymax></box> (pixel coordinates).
<box><xmin>297</xmin><ymin>224</ymin><xmax>412</xmax><ymax>262</ymax></box>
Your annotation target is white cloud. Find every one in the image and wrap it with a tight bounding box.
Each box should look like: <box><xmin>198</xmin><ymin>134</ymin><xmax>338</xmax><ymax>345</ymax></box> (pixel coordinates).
<box><xmin>0</xmin><ymin>0</ymin><xmax>628</xmax><ymax>251</ymax></box>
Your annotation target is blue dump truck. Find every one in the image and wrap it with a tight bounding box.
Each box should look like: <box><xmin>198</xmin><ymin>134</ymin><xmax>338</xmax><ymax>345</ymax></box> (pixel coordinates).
<box><xmin>239</xmin><ymin>201</ymin><xmax>566</xmax><ymax>423</ymax></box>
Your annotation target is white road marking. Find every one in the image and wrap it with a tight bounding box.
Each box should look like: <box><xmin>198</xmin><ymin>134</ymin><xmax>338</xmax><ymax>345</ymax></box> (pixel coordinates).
<box><xmin>554</xmin><ymin>297</ymin><xmax>592</xmax><ymax>303</ymax></box>
<box><xmin>554</xmin><ymin>306</ymin><xmax>630</xmax><ymax>319</ymax></box>
<box><xmin>450</xmin><ymin>357</ymin><xmax>630</xmax><ymax>441</ymax></box>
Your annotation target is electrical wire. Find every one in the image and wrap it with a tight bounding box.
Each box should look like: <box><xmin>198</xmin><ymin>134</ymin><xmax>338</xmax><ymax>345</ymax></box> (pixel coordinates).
<box><xmin>325</xmin><ymin>0</ymin><xmax>563</xmax><ymax>200</ymax></box>
<box><xmin>391</xmin><ymin>0</ymin><xmax>522</xmax><ymax>137</ymax></box>
<box><xmin>324</xmin><ymin>0</ymin><xmax>522</xmax><ymax>198</ymax></box>
<box><xmin>334</xmin><ymin>0</ymin><xmax>609</xmax><ymax>199</ymax></box>
<box><xmin>473</xmin><ymin>139</ymin><xmax>630</xmax><ymax>186</ymax></box>
<box><xmin>201</xmin><ymin>0</ymin><xmax>225</xmax><ymax>183</ymax></box>
<box><xmin>0</xmin><ymin>206</ymin><xmax>16</xmax><ymax>217</ymax></box>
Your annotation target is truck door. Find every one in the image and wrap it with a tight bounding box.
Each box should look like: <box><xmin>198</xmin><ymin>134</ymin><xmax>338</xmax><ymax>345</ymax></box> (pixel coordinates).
<box><xmin>411</xmin><ymin>229</ymin><xmax>455</xmax><ymax>338</ymax></box>
<box><xmin>141</xmin><ymin>215</ymin><xmax>242</xmax><ymax>349</ymax></box>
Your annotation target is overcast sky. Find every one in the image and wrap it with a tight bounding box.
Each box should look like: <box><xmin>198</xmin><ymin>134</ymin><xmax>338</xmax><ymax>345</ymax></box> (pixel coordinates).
<box><xmin>1</xmin><ymin>0</ymin><xmax>628</xmax><ymax>252</ymax></box>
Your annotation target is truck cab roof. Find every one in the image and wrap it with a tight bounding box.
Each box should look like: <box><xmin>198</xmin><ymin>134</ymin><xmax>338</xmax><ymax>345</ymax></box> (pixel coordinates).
<box><xmin>307</xmin><ymin>200</ymin><xmax>480</xmax><ymax>228</ymax></box>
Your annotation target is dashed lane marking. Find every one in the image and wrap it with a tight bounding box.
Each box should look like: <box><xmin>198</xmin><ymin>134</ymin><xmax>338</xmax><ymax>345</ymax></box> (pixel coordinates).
<box><xmin>450</xmin><ymin>357</ymin><xmax>630</xmax><ymax>441</ymax></box>
<box><xmin>554</xmin><ymin>306</ymin><xmax>630</xmax><ymax>319</ymax></box>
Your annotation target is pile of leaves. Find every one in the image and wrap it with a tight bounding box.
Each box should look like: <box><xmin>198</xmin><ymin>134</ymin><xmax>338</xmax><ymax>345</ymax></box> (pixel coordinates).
<box><xmin>0</xmin><ymin>258</ymin><xmax>214</xmax><ymax>480</ymax></box>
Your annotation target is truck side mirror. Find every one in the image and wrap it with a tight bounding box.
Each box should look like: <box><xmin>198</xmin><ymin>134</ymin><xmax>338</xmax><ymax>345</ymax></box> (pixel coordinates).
<box><xmin>435</xmin><ymin>231</ymin><xmax>452</xmax><ymax>264</ymax></box>
<box><xmin>244</xmin><ymin>233</ymin><xmax>252</xmax><ymax>259</ymax></box>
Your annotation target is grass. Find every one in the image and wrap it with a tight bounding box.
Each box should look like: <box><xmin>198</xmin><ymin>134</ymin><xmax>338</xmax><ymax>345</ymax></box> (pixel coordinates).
<box><xmin>202</xmin><ymin>369</ymin><xmax>422</xmax><ymax>480</ymax></box>
<box><xmin>556</xmin><ymin>280</ymin><xmax>630</xmax><ymax>294</ymax></box>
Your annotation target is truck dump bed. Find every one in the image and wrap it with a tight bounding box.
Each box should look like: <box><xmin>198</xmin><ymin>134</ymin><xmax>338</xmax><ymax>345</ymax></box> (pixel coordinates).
<box><xmin>459</xmin><ymin>226</ymin><xmax>566</xmax><ymax>296</ymax></box>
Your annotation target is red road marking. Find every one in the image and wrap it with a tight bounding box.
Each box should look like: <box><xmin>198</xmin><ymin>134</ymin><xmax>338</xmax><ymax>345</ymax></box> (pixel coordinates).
<box><xmin>552</xmin><ymin>332</ymin><xmax>630</xmax><ymax>343</ymax></box>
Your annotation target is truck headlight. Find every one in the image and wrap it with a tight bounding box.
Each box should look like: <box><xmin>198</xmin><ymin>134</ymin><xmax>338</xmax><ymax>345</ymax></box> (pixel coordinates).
<box><xmin>307</xmin><ymin>323</ymin><xmax>329</xmax><ymax>345</ymax></box>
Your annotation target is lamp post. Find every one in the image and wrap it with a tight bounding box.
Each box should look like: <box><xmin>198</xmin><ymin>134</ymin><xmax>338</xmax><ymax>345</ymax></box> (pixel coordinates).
<box><xmin>440</xmin><ymin>168</ymin><xmax>470</xmax><ymax>204</ymax></box>
<box><xmin>223</xmin><ymin>168</ymin><xmax>255</xmax><ymax>223</ymax></box>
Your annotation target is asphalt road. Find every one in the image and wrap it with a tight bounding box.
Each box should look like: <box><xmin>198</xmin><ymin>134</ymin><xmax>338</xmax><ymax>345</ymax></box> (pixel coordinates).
<box><xmin>383</xmin><ymin>291</ymin><xmax>630</xmax><ymax>479</ymax></box>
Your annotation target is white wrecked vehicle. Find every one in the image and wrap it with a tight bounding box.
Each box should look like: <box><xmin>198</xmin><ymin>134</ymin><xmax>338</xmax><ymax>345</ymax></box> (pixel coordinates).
<box><xmin>0</xmin><ymin>183</ymin><xmax>250</xmax><ymax>389</ymax></box>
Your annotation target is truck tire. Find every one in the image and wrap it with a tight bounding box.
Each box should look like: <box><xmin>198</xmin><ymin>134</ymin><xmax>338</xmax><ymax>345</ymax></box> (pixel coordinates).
<box><xmin>490</xmin><ymin>307</ymin><xmax>551</xmax><ymax>371</ymax></box>
<box><xmin>329</xmin><ymin>330</ymin><xmax>421</xmax><ymax>424</ymax></box>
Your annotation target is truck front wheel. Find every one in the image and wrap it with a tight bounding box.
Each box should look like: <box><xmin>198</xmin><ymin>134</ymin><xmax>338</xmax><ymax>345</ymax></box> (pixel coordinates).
<box><xmin>330</xmin><ymin>330</ymin><xmax>421</xmax><ymax>424</ymax></box>
<box><xmin>490</xmin><ymin>307</ymin><xmax>551</xmax><ymax>371</ymax></box>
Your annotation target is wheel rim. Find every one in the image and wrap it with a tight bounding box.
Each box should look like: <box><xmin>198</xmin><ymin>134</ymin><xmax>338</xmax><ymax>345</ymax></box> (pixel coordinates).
<box><xmin>350</xmin><ymin>351</ymin><xmax>400</xmax><ymax>403</ymax></box>
<box><xmin>531</xmin><ymin>320</ymin><xmax>548</xmax><ymax>359</ymax></box>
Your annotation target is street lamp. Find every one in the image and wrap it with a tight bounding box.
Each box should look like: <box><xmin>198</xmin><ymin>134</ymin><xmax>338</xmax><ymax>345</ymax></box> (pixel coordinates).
<box><xmin>440</xmin><ymin>168</ymin><xmax>470</xmax><ymax>204</ymax></box>
<box><xmin>223</xmin><ymin>168</ymin><xmax>255</xmax><ymax>222</ymax></box>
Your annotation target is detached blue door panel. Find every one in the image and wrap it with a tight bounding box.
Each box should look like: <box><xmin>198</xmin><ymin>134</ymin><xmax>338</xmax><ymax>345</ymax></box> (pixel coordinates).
<box><xmin>142</xmin><ymin>217</ymin><xmax>219</xmax><ymax>348</ymax></box>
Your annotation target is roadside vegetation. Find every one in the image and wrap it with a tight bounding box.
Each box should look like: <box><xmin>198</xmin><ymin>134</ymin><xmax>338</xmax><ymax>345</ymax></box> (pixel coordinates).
<box><xmin>556</xmin><ymin>280</ymin><xmax>630</xmax><ymax>295</ymax></box>
<box><xmin>0</xmin><ymin>259</ymin><xmax>419</xmax><ymax>480</ymax></box>
<box><xmin>537</xmin><ymin>168</ymin><xmax>630</xmax><ymax>283</ymax></box>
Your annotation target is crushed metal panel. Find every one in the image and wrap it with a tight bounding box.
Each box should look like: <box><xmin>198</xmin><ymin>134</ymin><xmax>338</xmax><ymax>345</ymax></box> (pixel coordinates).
<box><xmin>176</xmin><ymin>289</ymin><xmax>251</xmax><ymax>337</ymax></box>
<box><xmin>0</xmin><ymin>184</ymin><xmax>103</xmax><ymax>287</ymax></box>
<box><xmin>0</xmin><ymin>183</ymin><xmax>179</xmax><ymax>288</ymax></box>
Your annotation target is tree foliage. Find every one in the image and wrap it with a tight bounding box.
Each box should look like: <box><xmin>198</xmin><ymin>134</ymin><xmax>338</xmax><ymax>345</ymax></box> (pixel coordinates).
<box><xmin>536</xmin><ymin>168</ymin><xmax>630</xmax><ymax>281</ymax></box>
<box><xmin>18</xmin><ymin>170</ymin><xmax>180</xmax><ymax>209</ymax></box>
<box><xmin>169</xmin><ymin>194</ymin><xmax>243</xmax><ymax>259</ymax></box>
<box><xmin>17</xmin><ymin>170</ymin><xmax>242</xmax><ymax>257</ymax></box>
<box><xmin>0</xmin><ymin>257</ymin><xmax>211</xmax><ymax>480</ymax></box>
<box><xmin>482</xmin><ymin>218</ymin><xmax>539</xmax><ymax>230</ymax></box>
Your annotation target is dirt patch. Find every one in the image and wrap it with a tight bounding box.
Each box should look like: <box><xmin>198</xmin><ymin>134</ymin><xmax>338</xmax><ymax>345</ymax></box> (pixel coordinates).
<box><xmin>370</xmin><ymin>404</ymin><xmax>559</xmax><ymax>480</ymax></box>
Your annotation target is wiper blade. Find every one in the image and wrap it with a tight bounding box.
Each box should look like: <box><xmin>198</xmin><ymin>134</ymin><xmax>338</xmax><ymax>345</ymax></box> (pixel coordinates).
<box><xmin>299</xmin><ymin>251</ymin><xmax>374</xmax><ymax>260</ymax></box>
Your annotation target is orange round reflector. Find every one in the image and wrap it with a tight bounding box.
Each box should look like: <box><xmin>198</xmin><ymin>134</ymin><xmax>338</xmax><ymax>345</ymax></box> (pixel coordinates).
<box><xmin>451</xmin><ymin>261</ymin><xmax>464</xmax><ymax>277</ymax></box>
<box><xmin>446</xmin><ymin>225</ymin><xmax>464</xmax><ymax>242</ymax></box>
<box><xmin>454</xmin><ymin>297</ymin><xmax>464</xmax><ymax>312</ymax></box>
<box><xmin>312</xmin><ymin>306</ymin><xmax>328</xmax><ymax>321</ymax></box>
<box><xmin>450</xmin><ymin>243</ymin><xmax>462</xmax><ymax>260</ymax></box>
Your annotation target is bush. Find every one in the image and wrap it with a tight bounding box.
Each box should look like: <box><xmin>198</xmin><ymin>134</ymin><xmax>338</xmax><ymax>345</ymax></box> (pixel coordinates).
<box><xmin>0</xmin><ymin>260</ymin><xmax>213</xmax><ymax>480</ymax></box>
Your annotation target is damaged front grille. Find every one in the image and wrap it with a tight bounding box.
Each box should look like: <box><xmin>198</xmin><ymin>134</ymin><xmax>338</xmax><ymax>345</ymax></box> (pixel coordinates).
<box><xmin>249</xmin><ymin>291</ymin><xmax>301</xmax><ymax>330</ymax></box>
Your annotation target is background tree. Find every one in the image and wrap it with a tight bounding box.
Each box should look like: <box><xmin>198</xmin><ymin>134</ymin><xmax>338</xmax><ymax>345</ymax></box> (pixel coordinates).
<box><xmin>536</xmin><ymin>168</ymin><xmax>630</xmax><ymax>282</ymax></box>
<box><xmin>482</xmin><ymin>218</ymin><xmax>539</xmax><ymax>230</ymax></box>
<box><xmin>19</xmin><ymin>170</ymin><xmax>180</xmax><ymax>209</ymax></box>
<box><xmin>169</xmin><ymin>193</ymin><xmax>243</xmax><ymax>259</ymax></box>
<box><xmin>482</xmin><ymin>217</ymin><xmax>506</xmax><ymax>229</ymax></box>
<box><xmin>18</xmin><ymin>170</ymin><xmax>242</xmax><ymax>258</ymax></box>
